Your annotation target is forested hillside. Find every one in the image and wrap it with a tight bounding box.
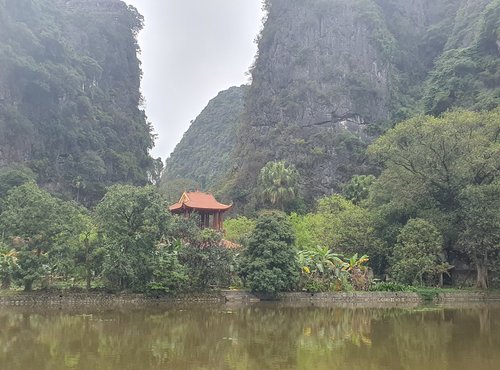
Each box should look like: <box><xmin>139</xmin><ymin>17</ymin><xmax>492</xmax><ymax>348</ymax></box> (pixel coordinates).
<box><xmin>0</xmin><ymin>0</ymin><xmax>155</xmax><ymax>204</ymax></box>
<box><xmin>164</xmin><ymin>0</ymin><xmax>499</xmax><ymax>211</ymax></box>
<box><xmin>161</xmin><ymin>86</ymin><xmax>247</xmax><ymax>202</ymax></box>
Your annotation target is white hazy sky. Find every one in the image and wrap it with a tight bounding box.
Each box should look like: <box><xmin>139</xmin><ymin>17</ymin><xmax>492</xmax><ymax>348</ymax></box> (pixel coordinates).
<box><xmin>124</xmin><ymin>0</ymin><xmax>264</xmax><ymax>160</ymax></box>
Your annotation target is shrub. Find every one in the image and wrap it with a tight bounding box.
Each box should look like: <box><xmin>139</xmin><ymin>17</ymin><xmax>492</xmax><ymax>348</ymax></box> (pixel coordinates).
<box><xmin>179</xmin><ymin>230</ymin><xmax>234</xmax><ymax>291</ymax></box>
<box><xmin>239</xmin><ymin>211</ymin><xmax>299</xmax><ymax>293</ymax></box>
<box><xmin>148</xmin><ymin>240</ymin><xmax>187</xmax><ymax>294</ymax></box>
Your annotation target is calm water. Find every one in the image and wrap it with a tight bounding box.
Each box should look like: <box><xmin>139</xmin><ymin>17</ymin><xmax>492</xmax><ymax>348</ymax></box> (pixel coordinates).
<box><xmin>1</xmin><ymin>302</ymin><xmax>499</xmax><ymax>370</ymax></box>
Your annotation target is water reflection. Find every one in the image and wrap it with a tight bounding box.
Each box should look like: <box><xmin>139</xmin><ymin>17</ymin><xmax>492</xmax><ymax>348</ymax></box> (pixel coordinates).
<box><xmin>0</xmin><ymin>303</ymin><xmax>499</xmax><ymax>370</ymax></box>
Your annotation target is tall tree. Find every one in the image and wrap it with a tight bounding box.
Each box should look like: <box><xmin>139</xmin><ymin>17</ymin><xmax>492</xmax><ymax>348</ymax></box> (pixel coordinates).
<box><xmin>368</xmin><ymin>110</ymin><xmax>500</xmax><ymax>287</ymax></box>
<box><xmin>95</xmin><ymin>185</ymin><xmax>170</xmax><ymax>291</ymax></box>
<box><xmin>240</xmin><ymin>211</ymin><xmax>299</xmax><ymax>293</ymax></box>
<box><xmin>458</xmin><ymin>182</ymin><xmax>500</xmax><ymax>289</ymax></box>
<box><xmin>0</xmin><ymin>182</ymin><xmax>85</xmax><ymax>290</ymax></box>
<box><xmin>391</xmin><ymin>218</ymin><xmax>446</xmax><ymax>286</ymax></box>
<box><xmin>258</xmin><ymin>161</ymin><xmax>299</xmax><ymax>211</ymax></box>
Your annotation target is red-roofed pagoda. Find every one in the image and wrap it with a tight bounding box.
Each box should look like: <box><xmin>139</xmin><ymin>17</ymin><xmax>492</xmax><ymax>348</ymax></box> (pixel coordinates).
<box><xmin>169</xmin><ymin>191</ymin><xmax>232</xmax><ymax>231</ymax></box>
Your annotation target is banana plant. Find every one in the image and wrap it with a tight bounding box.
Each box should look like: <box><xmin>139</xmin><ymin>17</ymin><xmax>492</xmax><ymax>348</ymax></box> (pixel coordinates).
<box><xmin>0</xmin><ymin>248</ymin><xmax>18</xmax><ymax>289</ymax></box>
<box><xmin>342</xmin><ymin>253</ymin><xmax>370</xmax><ymax>272</ymax></box>
<box><xmin>342</xmin><ymin>253</ymin><xmax>371</xmax><ymax>291</ymax></box>
<box><xmin>298</xmin><ymin>246</ymin><xmax>344</xmax><ymax>275</ymax></box>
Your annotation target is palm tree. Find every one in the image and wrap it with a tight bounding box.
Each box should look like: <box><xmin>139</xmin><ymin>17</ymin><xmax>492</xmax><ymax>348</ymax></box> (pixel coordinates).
<box><xmin>258</xmin><ymin>160</ymin><xmax>298</xmax><ymax>210</ymax></box>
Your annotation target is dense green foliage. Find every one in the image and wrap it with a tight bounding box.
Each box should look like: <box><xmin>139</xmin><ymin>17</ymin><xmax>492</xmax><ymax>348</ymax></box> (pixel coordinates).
<box><xmin>390</xmin><ymin>219</ymin><xmax>447</xmax><ymax>286</ymax></box>
<box><xmin>95</xmin><ymin>185</ymin><xmax>170</xmax><ymax>291</ymax></box>
<box><xmin>342</xmin><ymin>175</ymin><xmax>375</xmax><ymax>204</ymax></box>
<box><xmin>0</xmin><ymin>182</ymin><xmax>87</xmax><ymax>290</ymax></box>
<box><xmin>224</xmin><ymin>216</ymin><xmax>256</xmax><ymax>246</ymax></box>
<box><xmin>423</xmin><ymin>0</ymin><xmax>500</xmax><ymax>115</ymax></box>
<box><xmin>458</xmin><ymin>181</ymin><xmax>500</xmax><ymax>288</ymax></box>
<box><xmin>297</xmin><ymin>247</ymin><xmax>370</xmax><ymax>292</ymax></box>
<box><xmin>148</xmin><ymin>240</ymin><xmax>187</xmax><ymax>294</ymax></box>
<box><xmin>0</xmin><ymin>182</ymin><xmax>238</xmax><ymax>293</ymax></box>
<box><xmin>286</xmin><ymin>110</ymin><xmax>499</xmax><ymax>289</ymax></box>
<box><xmin>179</xmin><ymin>229</ymin><xmax>235</xmax><ymax>291</ymax></box>
<box><xmin>240</xmin><ymin>212</ymin><xmax>299</xmax><ymax>293</ymax></box>
<box><xmin>165</xmin><ymin>0</ymin><xmax>499</xmax><ymax>213</ymax></box>
<box><xmin>368</xmin><ymin>110</ymin><xmax>500</xmax><ymax>288</ymax></box>
<box><xmin>0</xmin><ymin>0</ymin><xmax>155</xmax><ymax>204</ymax></box>
<box><xmin>291</xmin><ymin>194</ymin><xmax>386</xmax><ymax>273</ymax></box>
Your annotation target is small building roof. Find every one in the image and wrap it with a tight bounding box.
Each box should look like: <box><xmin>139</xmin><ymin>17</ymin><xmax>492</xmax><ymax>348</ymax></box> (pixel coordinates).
<box><xmin>169</xmin><ymin>191</ymin><xmax>232</xmax><ymax>213</ymax></box>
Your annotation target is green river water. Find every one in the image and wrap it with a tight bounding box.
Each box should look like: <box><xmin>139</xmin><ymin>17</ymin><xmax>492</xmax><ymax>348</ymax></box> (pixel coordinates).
<box><xmin>1</xmin><ymin>302</ymin><xmax>499</xmax><ymax>370</ymax></box>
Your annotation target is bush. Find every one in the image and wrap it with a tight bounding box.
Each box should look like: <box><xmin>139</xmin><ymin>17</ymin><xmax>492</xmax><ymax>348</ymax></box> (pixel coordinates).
<box><xmin>240</xmin><ymin>211</ymin><xmax>299</xmax><ymax>293</ymax></box>
<box><xmin>179</xmin><ymin>229</ymin><xmax>234</xmax><ymax>291</ymax></box>
<box><xmin>148</xmin><ymin>240</ymin><xmax>187</xmax><ymax>294</ymax></box>
<box><xmin>390</xmin><ymin>219</ymin><xmax>445</xmax><ymax>286</ymax></box>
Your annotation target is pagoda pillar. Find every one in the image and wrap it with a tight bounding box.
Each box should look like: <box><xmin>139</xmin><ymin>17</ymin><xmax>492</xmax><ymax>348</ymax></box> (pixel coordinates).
<box><xmin>212</xmin><ymin>211</ymin><xmax>219</xmax><ymax>230</ymax></box>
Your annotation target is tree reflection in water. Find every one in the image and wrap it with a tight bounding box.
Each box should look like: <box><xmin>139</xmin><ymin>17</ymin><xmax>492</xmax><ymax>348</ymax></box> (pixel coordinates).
<box><xmin>0</xmin><ymin>303</ymin><xmax>499</xmax><ymax>370</ymax></box>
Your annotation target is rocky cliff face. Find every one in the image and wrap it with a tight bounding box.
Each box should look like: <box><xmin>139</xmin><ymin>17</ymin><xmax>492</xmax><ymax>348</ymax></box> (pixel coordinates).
<box><xmin>232</xmin><ymin>0</ymin><xmax>396</xmax><ymax>205</ymax></box>
<box><xmin>164</xmin><ymin>0</ymin><xmax>498</xmax><ymax>211</ymax></box>
<box><xmin>0</xmin><ymin>0</ymin><xmax>153</xmax><ymax>204</ymax></box>
<box><xmin>230</xmin><ymin>0</ymin><xmax>498</xmax><ymax>207</ymax></box>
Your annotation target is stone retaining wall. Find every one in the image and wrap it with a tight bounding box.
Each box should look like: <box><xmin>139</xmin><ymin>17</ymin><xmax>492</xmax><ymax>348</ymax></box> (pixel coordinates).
<box><xmin>1</xmin><ymin>291</ymin><xmax>500</xmax><ymax>307</ymax></box>
<box><xmin>0</xmin><ymin>292</ymin><xmax>224</xmax><ymax>307</ymax></box>
<box><xmin>278</xmin><ymin>292</ymin><xmax>422</xmax><ymax>302</ymax></box>
<box><xmin>436</xmin><ymin>292</ymin><xmax>500</xmax><ymax>302</ymax></box>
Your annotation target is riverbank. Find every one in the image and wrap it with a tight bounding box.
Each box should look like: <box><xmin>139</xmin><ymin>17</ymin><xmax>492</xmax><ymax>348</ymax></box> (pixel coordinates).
<box><xmin>1</xmin><ymin>290</ymin><xmax>500</xmax><ymax>307</ymax></box>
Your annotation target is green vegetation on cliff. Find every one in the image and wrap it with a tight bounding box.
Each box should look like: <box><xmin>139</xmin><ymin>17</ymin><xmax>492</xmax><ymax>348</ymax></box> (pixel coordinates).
<box><xmin>0</xmin><ymin>0</ymin><xmax>155</xmax><ymax>204</ymax></box>
<box><xmin>164</xmin><ymin>0</ymin><xmax>499</xmax><ymax>213</ymax></box>
<box><xmin>161</xmin><ymin>86</ymin><xmax>247</xmax><ymax>202</ymax></box>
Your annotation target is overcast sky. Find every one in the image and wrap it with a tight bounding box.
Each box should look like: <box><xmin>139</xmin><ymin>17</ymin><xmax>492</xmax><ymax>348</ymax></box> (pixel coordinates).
<box><xmin>123</xmin><ymin>0</ymin><xmax>264</xmax><ymax>160</ymax></box>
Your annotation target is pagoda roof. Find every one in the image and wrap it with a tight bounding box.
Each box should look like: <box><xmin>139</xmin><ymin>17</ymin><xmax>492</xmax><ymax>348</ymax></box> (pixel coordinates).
<box><xmin>169</xmin><ymin>191</ymin><xmax>232</xmax><ymax>212</ymax></box>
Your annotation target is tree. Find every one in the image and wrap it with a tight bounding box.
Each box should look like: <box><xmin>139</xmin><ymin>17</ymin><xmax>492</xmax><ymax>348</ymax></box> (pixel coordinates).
<box><xmin>258</xmin><ymin>161</ymin><xmax>299</xmax><ymax>210</ymax></box>
<box><xmin>368</xmin><ymin>110</ymin><xmax>500</xmax><ymax>287</ymax></box>
<box><xmin>179</xmin><ymin>229</ymin><xmax>234</xmax><ymax>291</ymax></box>
<box><xmin>458</xmin><ymin>182</ymin><xmax>500</xmax><ymax>289</ymax></box>
<box><xmin>0</xmin><ymin>182</ymin><xmax>85</xmax><ymax>290</ymax></box>
<box><xmin>95</xmin><ymin>185</ymin><xmax>170</xmax><ymax>291</ymax></box>
<box><xmin>0</xmin><ymin>165</ymin><xmax>35</xmax><ymax>199</ymax></box>
<box><xmin>289</xmin><ymin>212</ymin><xmax>323</xmax><ymax>250</ymax></box>
<box><xmin>240</xmin><ymin>211</ymin><xmax>299</xmax><ymax>293</ymax></box>
<box><xmin>76</xmin><ymin>216</ymin><xmax>105</xmax><ymax>290</ymax></box>
<box><xmin>316</xmin><ymin>195</ymin><xmax>386</xmax><ymax>273</ymax></box>
<box><xmin>390</xmin><ymin>219</ymin><xmax>447</xmax><ymax>286</ymax></box>
<box><xmin>149</xmin><ymin>240</ymin><xmax>187</xmax><ymax>294</ymax></box>
<box><xmin>343</xmin><ymin>175</ymin><xmax>375</xmax><ymax>204</ymax></box>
